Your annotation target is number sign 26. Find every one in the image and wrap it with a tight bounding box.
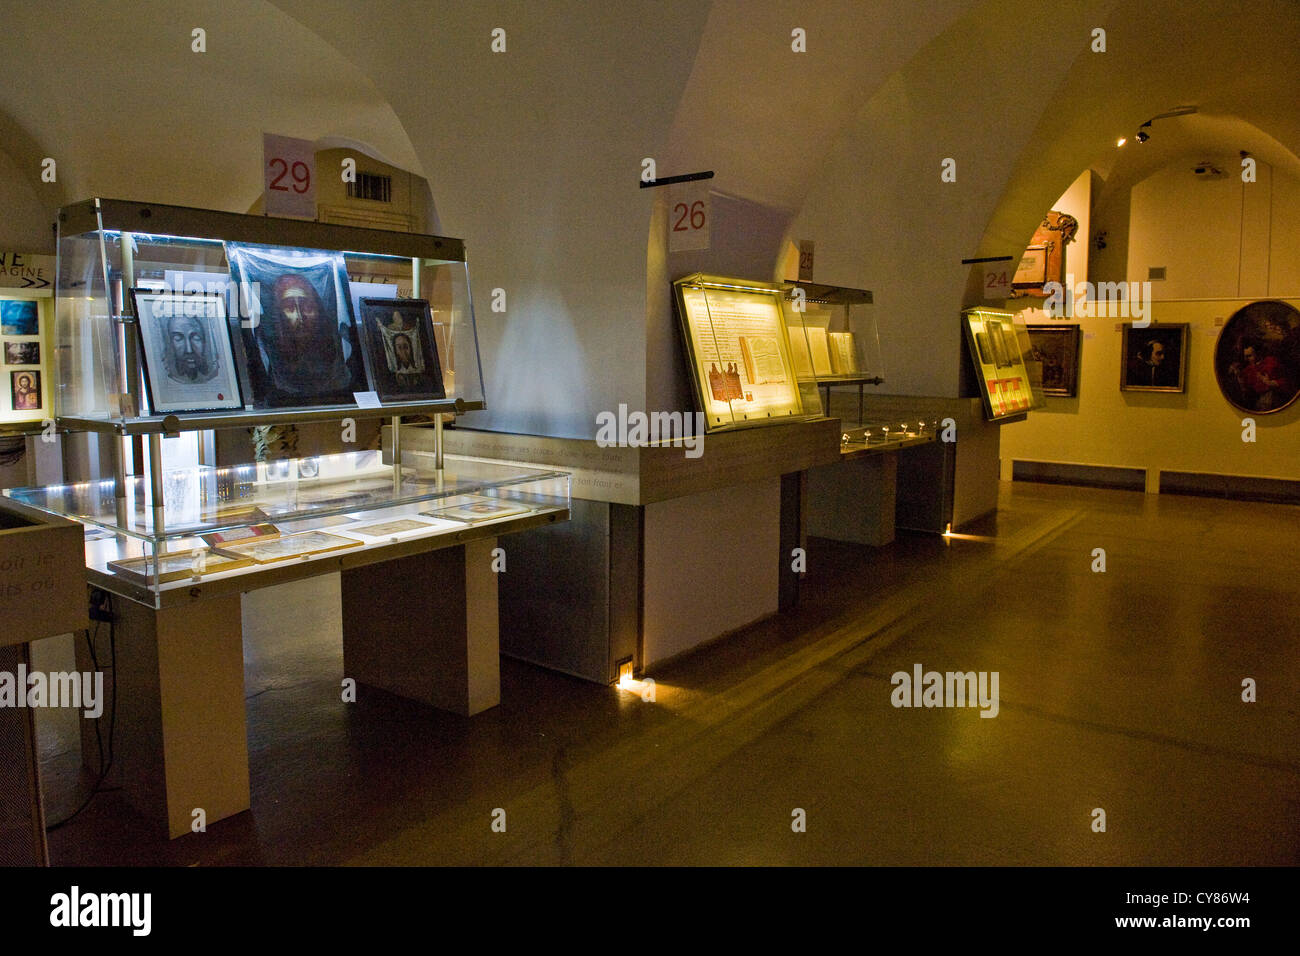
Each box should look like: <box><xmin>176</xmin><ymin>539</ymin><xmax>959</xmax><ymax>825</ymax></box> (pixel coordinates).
<box><xmin>668</xmin><ymin>181</ymin><xmax>710</xmax><ymax>252</ymax></box>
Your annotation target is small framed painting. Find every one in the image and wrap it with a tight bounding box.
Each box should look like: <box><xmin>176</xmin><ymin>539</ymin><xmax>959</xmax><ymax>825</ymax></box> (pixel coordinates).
<box><xmin>1026</xmin><ymin>325</ymin><xmax>1082</xmax><ymax>397</ymax></box>
<box><xmin>1120</xmin><ymin>323</ymin><xmax>1189</xmax><ymax>392</ymax></box>
<box><xmin>356</xmin><ymin>297</ymin><xmax>446</xmax><ymax>402</ymax></box>
<box><xmin>131</xmin><ymin>290</ymin><xmax>243</xmax><ymax>412</ymax></box>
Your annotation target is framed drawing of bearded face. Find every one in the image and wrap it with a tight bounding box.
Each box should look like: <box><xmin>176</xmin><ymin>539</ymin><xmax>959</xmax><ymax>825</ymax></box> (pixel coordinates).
<box><xmin>357</xmin><ymin>298</ymin><xmax>446</xmax><ymax>402</ymax></box>
<box><xmin>224</xmin><ymin>243</ymin><xmax>367</xmax><ymax>407</ymax></box>
<box><xmin>131</xmin><ymin>290</ymin><xmax>243</xmax><ymax>412</ymax></box>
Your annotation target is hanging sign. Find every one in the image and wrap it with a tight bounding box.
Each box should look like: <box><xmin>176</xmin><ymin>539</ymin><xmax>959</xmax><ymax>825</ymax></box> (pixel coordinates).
<box><xmin>668</xmin><ymin>180</ymin><xmax>710</xmax><ymax>252</ymax></box>
<box><xmin>263</xmin><ymin>133</ymin><xmax>317</xmax><ymax>219</ymax></box>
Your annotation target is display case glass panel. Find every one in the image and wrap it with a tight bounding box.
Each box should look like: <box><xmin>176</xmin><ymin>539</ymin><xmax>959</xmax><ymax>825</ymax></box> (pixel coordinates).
<box><xmin>782</xmin><ymin>283</ymin><xmax>882</xmax><ymax>383</ymax></box>
<box><xmin>672</xmin><ymin>273</ymin><xmax>819</xmax><ymax>432</ymax></box>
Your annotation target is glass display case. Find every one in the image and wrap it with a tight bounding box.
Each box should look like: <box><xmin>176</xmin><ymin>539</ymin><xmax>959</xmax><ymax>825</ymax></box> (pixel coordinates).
<box><xmin>2</xmin><ymin>199</ymin><xmax>571</xmax><ymax>606</ymax></box>
<box><xmin>962</xmin><ymin>307</ymin><xmax>1040</xmax><ymax>420</ymax></box>
<box><xmin>781</xmin><ymin>280</ymin><xmax>884</xmax><ymax>424</ymax></box>
<box><xmin>672</xmin><ymin>273</ymin><xmax>821</xmax><ymax>432</ymax></box>
<box><xmin>838</xmin><ymin>418</ymin><xmax>939</xmax><ymax>454</ymax></box>
<box><xmin>53</xmin><ymin>198</ymin><xmax>483</xmax><ymax>426</ymax></box>
<box><xmin>6</xmin><ymin>450</ymin><xmax>569</xmax><ymax>606</ymax></box>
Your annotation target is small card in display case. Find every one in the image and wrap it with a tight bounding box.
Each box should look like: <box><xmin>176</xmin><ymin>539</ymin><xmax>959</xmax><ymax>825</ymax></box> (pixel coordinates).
<box><xmin>422</xmin><ymin>497</ymin><xmax>531</xmax><ymax>524</ymax></box>
<box><xmin>200</xmin><ymin>523</ymin><xmax>280</xmax><ymax>548</ymax></box>
<box><xmin>347</xmin><ymin>518</ymin><xmax>437</xmax><ymax>538</ymax></box>
<box><xmin>218</xmin><ymin>530</ymin><xmax>363</xmax><ymax>563</ymax></box>
<box><xmin>108</xmin><ymin>549</ymin><xmax>253</xmax><ymax>584</ymax></box>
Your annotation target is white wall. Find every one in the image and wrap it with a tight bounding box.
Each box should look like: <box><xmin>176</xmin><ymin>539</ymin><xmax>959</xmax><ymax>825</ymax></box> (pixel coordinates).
<box><xmin>1002</xmin><ymin>162</ymin><xmax>1300</xmax><ymax>482</ymax></box>
<box><xmin>1128</xmin><ymin>161</ymin><xmax>1300</xmax><ymax>298</ymax></box>
<box><xmin>0</xmin><ymin>150</ymin><xmax>52</xmax><ymax>252</ymax></box>
<box><xmin>786</xmin><ymin>0</ymin><xmax>1117</xmax><ymax>399</ymax></box>
<box><xmin>1001</xmin><ymin>298</ymin><xmax>1300</xmax><ymax>480</ymax></box>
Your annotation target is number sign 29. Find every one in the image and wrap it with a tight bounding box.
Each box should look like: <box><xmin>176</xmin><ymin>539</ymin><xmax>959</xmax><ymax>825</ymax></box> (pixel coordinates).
<box><xmin>262</xmin><ymin>133</ymin><xmax>317</xmax><ymax>219</ymax></box>
<box><xmin>668</xmin><ymin>181</ymin><xmax>710</xmax><ymax>252</ymax></box>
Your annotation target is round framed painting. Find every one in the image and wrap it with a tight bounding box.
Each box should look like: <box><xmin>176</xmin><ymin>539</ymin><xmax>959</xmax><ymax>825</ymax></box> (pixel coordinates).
<box><xmin>1213</xmin><ymin>300</ymin><xmax>1300</xmax><ymax>414</ymax></box>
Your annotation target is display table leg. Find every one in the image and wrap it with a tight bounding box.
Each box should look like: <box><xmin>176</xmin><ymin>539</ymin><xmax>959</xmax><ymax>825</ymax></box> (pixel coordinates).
<box><xmin>805</xmin><ymin>451</ymin><xmax>899</xmax><ymax>546</ymax></box>
<box><xmin>340</xmin><ymin>538</ymin><xmax>500</xmax><ymax>716</ymax></box>
<box><xmin>92</xmin><ymin>592</ymin><xmax>249</xmax><ymax>840</ymax></box>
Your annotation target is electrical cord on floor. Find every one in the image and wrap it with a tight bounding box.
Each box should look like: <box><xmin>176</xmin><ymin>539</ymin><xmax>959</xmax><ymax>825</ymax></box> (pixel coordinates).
<box><xmin>45</xmin><ymin>595</ymin><xmax>120</xmax><ymax>832</ymax></box>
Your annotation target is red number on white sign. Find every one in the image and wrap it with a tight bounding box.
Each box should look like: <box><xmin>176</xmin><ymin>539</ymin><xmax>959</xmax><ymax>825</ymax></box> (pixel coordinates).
<box><xmin>672</xmin><ymin>200</ymin><xmax>706</xmax><ymax>232</ymax></box>
<box><xmin>269</xmin><ymin>158</ymin><xmax>311</xmax><ymax>194</ymax></box>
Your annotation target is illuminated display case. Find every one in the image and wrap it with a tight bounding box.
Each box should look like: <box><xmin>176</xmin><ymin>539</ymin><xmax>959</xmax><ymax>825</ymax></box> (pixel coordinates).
<box><xmin>781</xmin><ymin>280</ymin><xmax>884</xmax><ymax>424</ymax></box>
<box><xmin>2</xmin><ymin>199</ymin><xmax>570</xmax><ymax>605</ymax></box>
<box><xmin>672</xmin><ymin>273</ymin><xmax>821</xmax><ymax>432</ymax></box>
<box><xmin>52</xmin><ymin>198</ymin><xmax>484</xmax><ymax>425</ymax></box>
<box><xmin>962</xmin><ymin>307</ymin><xmax>1040</xmax><ymax>421</ymax></box>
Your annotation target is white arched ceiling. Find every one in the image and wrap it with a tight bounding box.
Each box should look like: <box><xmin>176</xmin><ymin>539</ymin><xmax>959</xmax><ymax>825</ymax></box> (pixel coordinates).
<box><xmin>786</xmin><ymin>0</ymin><xmax>1121</xmax><ymax>396</ymax></box>
<box><xmin>0</xmin><ymin>0</ymin><xmax>420</xmax><ymax>221</ymax></box>
<box><xmin>782</xmin><ymin>0</ymin><xmax>1300</xmax><ymax>398</ymax></box>
<box><xmin>661</xmin><ymin>0</ymin><xmax>981</xmax><ymax>211</ymax></box>
<box><xmin>269</xmin><ymin>0</ymin><xmax>713</xmax><ymax>438</ymax></box>
<box><xmin>978</xmin><ymin>0</ymin><xmax>1300</xmax><ymax>269</ymax></box>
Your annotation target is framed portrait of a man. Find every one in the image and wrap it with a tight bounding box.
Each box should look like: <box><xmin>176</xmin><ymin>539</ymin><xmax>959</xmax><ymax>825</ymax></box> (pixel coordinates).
<box><xmin>1213</xmin><ymin>300</ymin><xmax>1300</xmax><ymax>414</ymax></box>
<box><xmin>225</xmin><ymin>243</ymin><xmax>367</xmax><ymax>407</ymax></box>
<box><xmin>356</xmin><ymin>297</ymin><xmax>446</xmax><ymax>402</ymax></box>
<box><xmin>131</xmin><ymin>290</ymin><xmax>243</xmax><ymax>413</ymax></box>
<box><xmin>1120</xmin><ymin>323</ymin><xmax>1188</xmax><ymax>393</ymax></box>
<box><xmin>10</xmin><ymin>370</ymin><xmax>40</xmax><ymax>411</ymax></box>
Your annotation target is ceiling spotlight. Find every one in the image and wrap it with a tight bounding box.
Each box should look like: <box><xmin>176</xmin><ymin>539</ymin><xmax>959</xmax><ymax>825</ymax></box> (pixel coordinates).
<box><xmin>1117</xmin><ymin>137</ymin><xmax>1127</xmax><ymax>147</ymax></box>
<box><xmin>1136</xmin><ymin>130</ymin><xmax>1150</xmax><ymax>143</ymax></box>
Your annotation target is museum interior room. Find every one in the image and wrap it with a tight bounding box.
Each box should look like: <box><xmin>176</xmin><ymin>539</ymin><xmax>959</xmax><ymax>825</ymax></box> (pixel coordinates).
<box><xmin>0</xmin><ymin>0</ymin><xmax>1296</xmax><ymax>869</ymax></box>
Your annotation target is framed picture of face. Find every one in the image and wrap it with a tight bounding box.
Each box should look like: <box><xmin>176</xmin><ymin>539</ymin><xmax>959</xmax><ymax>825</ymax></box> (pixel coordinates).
<box><xmin>1026</xmin><ymin>325</ymin><xmax>1082</xmax><ymax>397</ymax></box>
<box><xmin>356</xmin><ymin>298</ymin><xmax>446</xmax><ymax>402</ymax></box>
<box><xmin>3</xmin><ymin>341</ymin><xmax>39</xmax><ymax>365</ymax></box>
<box><xmin>1213</xmin><ymin>300</ymin><xmax>1300</xmax><ymax>414</ymax></box>
<box><xmin>130</xmin><ymin>290</ymin><xmax>243</xmax><ymax>413</ymax></box>
<box><xmin>10</xmin><ymin>370</ymin><xmax>40</xmax><ymax>411</ymax></box>
<box><xmin>1120</xmin><ymin>323</ymin><xmax>1188</xmax><ymax>392</ymax></box>
<box><xmin>224</xmin><ymin>243</ymin><xmax>367</xmax><ymax>407</ymax></box>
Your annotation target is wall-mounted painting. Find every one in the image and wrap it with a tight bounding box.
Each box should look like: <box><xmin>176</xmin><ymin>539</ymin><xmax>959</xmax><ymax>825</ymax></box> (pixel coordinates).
<box><xmin>1026</xmin><ymin>325</ymin><xmax>1081</xmax><ymax>398</ymax></box>
<box><xmin>1213</xmin><ymin>300</ymin><xmax>1300</xmax><ymax>414</ymax></box>
<box><xmin>1120</xmin><ymin>323</ymin><xmax>1188</xmax><ymax>393</ymax></box>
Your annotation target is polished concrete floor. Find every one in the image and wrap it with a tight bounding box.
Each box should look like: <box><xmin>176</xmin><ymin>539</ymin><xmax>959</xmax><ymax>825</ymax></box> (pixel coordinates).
<box><xmin>41</xmin><ymin>481</ymin><xmax>1300</xmax><ymax>865</ymax></box>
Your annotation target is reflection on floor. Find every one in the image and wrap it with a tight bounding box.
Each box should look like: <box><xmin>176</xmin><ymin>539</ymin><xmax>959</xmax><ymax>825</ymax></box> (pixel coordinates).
<box><xmin>42</xmin><ymin>481</ymin><xmax>1300</xmax><ymax>865</ymax></box>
